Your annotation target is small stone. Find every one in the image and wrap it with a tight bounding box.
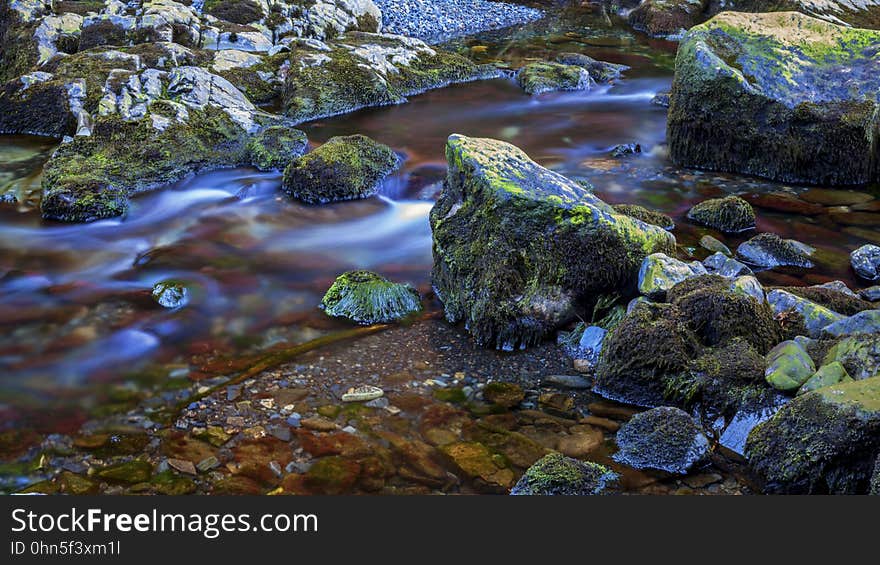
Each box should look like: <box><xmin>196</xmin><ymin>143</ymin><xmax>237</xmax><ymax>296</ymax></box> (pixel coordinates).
<box><xmin>557</xmin><ymin>428</ymin><xmax>604</xmax><ymax>457</ymax></box>
<box><xmin>341</xmin><ymin>385</ymin><xmax>384</xmax><ymax>402</ymax></box>
<box><xmin>699</xmin><ymin>235</ymin><xmax>731</xmax><ymax>255</ymax></box>
<box><xmin>851</xmin><ymin>244</ymin><xmax>880</xmax><ymax>281</ymax></box>
<box><xmin>737</xmin><ymin>233</ymin><xmax>814</xmax><ymax>269</ymax></box>
<box><xmin>511</xmin><ymin>453</ymin><xmax>617</xmax><ymax>495</ymax></box>
<box><xmin>321</xmin><ymin>271</ymin><xmax>421</xmax><ymax>325</ymax></box>
<box><xmin>860</xmin><ymin>286</ymin><xmax>880</xmax><ymax>302</ymax></box>
<box><xmin>286</xmin><ymin>414</ymin><xmax>302</xmax><ymax>428</ymax></box>
<box><xmin>483</xmin><ymin>382</ymin><xmax>525</xmax><ymax>408</ymax></box>
<box><xmin>610</xmin><ymin>143</ymin><xmax>641</xmax><ymax>158</ymax></box>
<box><xmin>688</xmin><ymin>195</ymin><xmax>755</xmax><ymax>233</ymax></box>
<box><xmin>572</xmin><ymin>359</ymin><xmax>593</xmax><ymax>373</ymax></box>
<box><xmin>167</xmin><ymin>458</ymin><xmax>197</xmax><ymax>476</ymax></box>
<box><xmin>538</xmin><ymin>393</ymin><xmax>575</xmax><ymax>418</ymax></box>
<box><xmin>301</xmin><ymin>417</ymin><xmax>338</xmax><ymax>431</ymax></box>
<box><xmin>151</xmin><ymin>280</ymin><xmax>188</xmax><ymax>308</ymax></box>
<box><xmin>683</xmin><ymin>473</ymin><xmax>723</xmax><ymax>489</ymax></box>
<box><xmin>196</xmin><ymin>456</ymin><xmax>220</xmax><ymax>472</ymax></box>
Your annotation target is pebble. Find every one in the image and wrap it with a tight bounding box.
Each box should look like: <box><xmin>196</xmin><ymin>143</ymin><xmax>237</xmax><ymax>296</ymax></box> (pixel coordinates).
<box><xmin>167</xmin><ymin>458</ymin><xmax>197</xmax><ymax>475</ymax></box>
<box><xmin>196</xmin><ymin>456</ymin><xmax>220</xmax><ymax>472</ymax></box>
<box><xmin>341</xmin><ymin>385</ymin><xmax>384</xmax><ymax>402</ymax></box>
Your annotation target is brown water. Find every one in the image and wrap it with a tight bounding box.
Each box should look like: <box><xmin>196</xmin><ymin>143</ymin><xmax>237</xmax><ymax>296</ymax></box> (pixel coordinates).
<box><xmin>0</xmin><ymin>8</ymin><xmax>878</xmax><ymax>461</ymax></box>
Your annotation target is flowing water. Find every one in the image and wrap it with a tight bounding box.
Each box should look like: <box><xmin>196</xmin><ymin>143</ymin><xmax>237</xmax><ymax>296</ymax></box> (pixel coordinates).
<box><xmin>0</xmin><ymin>8</ymin><xmax>878</xmax><ymax>485</ymax></box>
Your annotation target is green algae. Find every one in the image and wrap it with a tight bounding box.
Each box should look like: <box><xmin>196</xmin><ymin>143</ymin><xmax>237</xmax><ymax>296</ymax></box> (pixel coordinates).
<box><xmin>320</xmin><ymin>270</ymin><xmax>422</xmax><ymax>325</ymax></box>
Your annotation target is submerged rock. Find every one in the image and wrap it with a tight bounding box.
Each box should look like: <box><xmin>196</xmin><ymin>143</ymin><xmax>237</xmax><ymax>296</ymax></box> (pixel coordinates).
<box><xmin>629</xmin><ymin>0</ymin><xmax>708</xmax><ymax>37</ymax></box>
<box><xmin>668</xmin><ymin>11</ymin><xmax>880</xmax><ymax>185</ymax></box>
<box><xmin>430</xmin><ymin>134</ymin><xmax>675</xmax><ymax>350</ymax></box>
<box><xmin>764</xmin><ymin>340</ymin><xmax>816</xmax><ymax>392</ymax></box>
<box><xmin>638</xmin><ymin>253</ymin><xmax>707</xmax><ymax>299</ymax></box>
<box><xmin>516</xmin><ymin>62</ymin><xmax>591</xmax><ymax>95</ymax></box>
<box><xmin>282</xmin><ymin>134</ymin><xmax>398</xmax><ymax>204</ymax></box>
<box><xmin>151</xmin><ymin>280</ymin><xmax>188</xmax><ymax>309</ymax></box>
<box><xmin>736</xmin><ymin>233</ymin><xmax>814</xmax><ymax>269</ymax></box>
<box><xmin>699</xmin><ymin>235</ymin><xmax>730</xmax><ymax>255</ymax></box>
<box><xmin>687</xmin><ymin>195</ymin><xmax>755</xmax><ymax>233</ymax></box>
<box><xmin>553</xmin><ymin>52</ymin><xmax>628</xmax><ymax>83</ymax></box>
<box><xmin>510</xmin><ymin>452</ymin><xmax>616</xmax><ymax>495</ymax></box>
<box><xmin>613</xmin><ymin>407</ymin><xmax>709</xmax><ymax>474</ymax></box>
<box><xmin>610</xmin><ymin>143</ymin><xmax>642</xmax><ymax>158</ymax></box>
<box><xmin>852</xmin><ymin>244</ymin><xmax>880</xmax><ymax>281</ymax></box>
<box><xmin>320</xmin><ymin>270</ymin><xmax>421</xmax><ymax>325</ymax></box>
<box><xmin>746</xmin><ymin>377</ymin><xmax>880</xmax><ymax>493</ymax></box>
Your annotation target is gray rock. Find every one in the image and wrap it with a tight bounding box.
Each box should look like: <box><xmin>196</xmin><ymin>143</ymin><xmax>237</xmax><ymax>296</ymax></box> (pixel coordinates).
<box><xmin>699</xmin><ymin>234</ymin><xmax>731</xmax><ymax>255</ymax></box>
<box><xmin>638</xmin><ymin>253</ymin><xmax>707</xmax><ymax>298</ymax></box>
<box><xmin>151</xmin><ymin>281</ymin><xmax>188</xmax><ymax>309</ymax></box>
<box><xmin>861</xmin><ymin>286</ymin><xmax>880</xmax><ymax>302</ymax></box>
<box><xmin>737</xmin><ymin>233</ymin><xmax>814</xmax><ymax>269</ymax></box>
<box><xmin>822</xmin><ymin>310</ymin><xmax>880</xmax><ymax>338</ymax></box>
<box><xmin>577</xmin><ymin>325</ymin><xmax>607</xmax><ymax>366</ymax></box>
<box><xmin>703</xmin><ymin>252</ymin><xmax>753</xmax><ymax>278</ymax></box>
<box><xmin>767</xmin><ymin>289</ymin><xmax>844</xmax><ymax>337</ymax></box>
<box><xmin>613</xmin><ymin>407</ymin><xmax>709</xmax><ymax>474</ymax></box>
<box><xmin>852</xmin><ymin>244</ymin><xmax>880</xmax><ymax>281</ymax></box>
<box><xmin>730</xmin><ymin>275</ymin><xmax>765</xmax><ymax>303</ymax></box>
<box><xmin>543</xmin><ymin>374</ymin><xmax>591</xmax><ymax>389</ymax></box>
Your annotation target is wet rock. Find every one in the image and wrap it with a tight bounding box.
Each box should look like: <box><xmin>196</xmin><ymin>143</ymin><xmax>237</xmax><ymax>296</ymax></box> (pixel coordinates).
<box><xmin>543</xmin><ymin>374</ymin><xmax>591</xmax><ymax>389</ymax></box>
<box><xmin>320</xmin><ymin>270</ymin><xmax>421</xmax><ymax>325</ymax></box>
<box><xmin>576</xmin><ymin>325</ymin><xmax>606</xmax><ymax>367</ymax></box>
<box><xmin>764</xmin><ymin>340</ymin><xmax>816</xmax><ymax>392</ymax></box>
<box><xmin>798</xmin><ymin>361</ymin><xmax>852</xmax><ymax>395</ymax></box>
<box><xmin>851</xmin><ymin>244</ymin><xmax>880</xmax><ymax>281</ymax></box>
<box><xmin>823</xmin><ymin>310</ymin><xmax>880</xmax><ymax>338</ymax></box>
<box><xmin>611</xmin><ymin>204</ymin><xmax>674</xmax><ymax>230</ymax></box>
<box><xmin>775</xmin><ymin>283</ymin><xmax>874</xmax><ymax>316</ymax></box>
<box><xmin>629</xmin><ymin>0</ymin><xmax>708</xmax><ymax>37</ymax></box>
<box><xmin>767</xmin><ymin>289</ymin><xmax>844</xmax><ymax>337</ymax></box>
<box><xmin>247</xmin><ymin>126</ymin><xmax>308</xmax><ymax>171</ymax></box>
<box><xmin>57</xmin><ymin>471</ymin><xmax>99</xmax><ymax>495</ymax></box>
<box><xmin>699</xmin><ymin>235</ymin><xmax>730</xmax><ymax>255</ymax></box>
<box><xmin>652</xmin><ymin>91</ymin><xmax>670</xmax><ymax>107</ymax></box>
<box><xmin>516</xmin><ymin>62</ymin><xmax>591</xmax><ymax>95</ymax></box>
<box><xmin>861</xmin><ymin>286</ymin><xmax>880</xmax><ymax>302</ymax></box>
<box><xmin>872</xmin><ymin>455</ymin><xmax>880</xmax><ymax>495</ymax></box>
<box><xmin>610</xmin><ymin>143</ymin><xmax>641</xmax><ymax>158</ymax></box>
<box><xmin>702</xmin><ymin>252</ymin><xmax>752</xmax><ymax>278</ymax></box>
<box><xmin>151</xmin><ymin>280</ymin><xmax>188</xmax><ymax>309</ymax></box>
<box><xmin>282</xmin><ymin>134</ymin><xmax>398</xmax><ymax>204</ymax></box>
<box><xmin>668</xmin><ymin>12</ymin><xmax>880</xmax><ymax>185</ymax></box>
<box><xmin>687</xmin><ymin>195</ymin><xmax>755</xmax><ymax>233</ymax></box>
<box><xmin>430</xmin><ymin>135</ymin><xmax>674</xmax><ymax>350</ymax></box>
<box><xmin>554</xmin><ymin>52</ymin><xmax>628</xmax><ymax>83</ymax></box>
<box><xmin>822</xmin><ymin>335</ymin><xmax>880</xmax><ymax>381</ymax></box>
<box><xmin>746</xmin><ymin>377</ymin><xmax>880</xmax><ymax>493</ymax></box>
<box><xmin>341</xmin><ymin>385</ymin><xmax>384</xmax><ymax>402</ymax></box>
<box><xmin>737</xmin><ymin>233</ymin><xmax>814</xmax><ymax>269</ymax></box>
<box><xmin>510</xmin><ymin>453</ymin><xmax>616</xmax><ymax>495</ymax></box>
<box><xmin>303</xmin><ymin>456</ymin><xmax>361</xmax><ymax>495</ymax></box>
<box><xmin>482</xmin><ymin>382</ymin><xmax>525</xmax><ymax>409</ymax></box>
<box><xmin>613</xmin><ymin>407</ymin><xmax>709</xmax><ymax>474</ymax></box>
<box><xmin>729</xmin><ymin>275</ymin><xmax>764</xmax><ymax>303</ymax></box>
<box><xmin>638</xmin><ymin>253</ymin><xmax>707</xmax><ymax>299</ymax></box>
<box><xmin>440</xmin><ymin>442</ymin><xmax>514</xmax><ymax>491</ymax></box>
<box><xmin>283</xmin><ymin>33</ymin><xmax>498</xmax><ymax>123</ymax></box>
<box><xmin>557</xmin><ymin>427</ymin><xmax>604</xmax><ymax>457</ymax></box>
<box><xmin>96</xmin><ymin>460</ymin><xmax>153</xmax><ymax>484</ymax></box>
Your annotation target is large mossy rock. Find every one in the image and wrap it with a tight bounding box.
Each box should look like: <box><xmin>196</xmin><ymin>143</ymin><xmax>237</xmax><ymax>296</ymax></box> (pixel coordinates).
<box><xmin>510</xmin><ymin>453</ymin><xmax>617</xmax><ymax>495</ymax></box>
<box><xmin>613</xmin><ymin>407</ymin><xmax>710</xmax><ymax>474</ymax></box>
<box><xmin>668</xmin><ymin>11</ymin><xmax>880</xmax><ymax>185</ymax></box>
<box><xmin>282</xmin><ymin>134</ymin><xmax>398</xmax><ymax>204</ymax></box>
<box><xmin>723</xmin><ymin>0</ymin><xmax>880</xmax><ymax>30</ymax></box>
<box><xmin>515</xmin><ymin>62</ymin><xmax>591</xmax><ymax>95</ymax></box>
<box><xmin>746</xmin><ymin>377</ymin><xmax>880</xmax><ymax>493</ymax></box>
<box><xmin>283</xmin><ymin>32</ymin><xmax>498</xmax><ymax>123</ymax></box>
<box><xmin>429</xmin><ymin>134</ymin><xmax>676</xmax><ymax>350</ymax></box>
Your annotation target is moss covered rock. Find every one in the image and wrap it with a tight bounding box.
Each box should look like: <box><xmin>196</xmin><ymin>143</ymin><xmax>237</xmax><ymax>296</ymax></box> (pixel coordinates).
<box><xmin>722</xmin><ymin>0</ymin><xmax>880</xmax><ymax>30</ymax></box>
<box><xmin>638</xmin><ymin>253</ymin><xmax>707</xmax><ymax>299</ymax></box>
<box><xmin>430</xmin><ymin>135</ymin><xmax>676</xmax><ymax>350</ymax></box>
<box><xmin>746</xmin><ymin>376</ymin><xmax>880</xmax><ymax>493</ymax></box>
<box><xmin>613</xmin><ymin>406</ymin><xmax>709</xmax><ymax>474</ymax></box>
<box><xmin>283</xmin><ymin>33</ymin><xmax>498</xmax><ymax>123</ymax></box>
<box><xmin>687</xmin><ymin>195</ymin><xmax>755</xmax><ymax>233</ymax></box>
<box><xmin>247</xmin><ymin>125</ymin><xmax>308</xmax><ymax>171</ymax></box>
<box><xmin>282</xmin><ymin>134</ymin><xmax>398</xmax><ymax>204</ymax></box>
<box><xmin>798</xmin><ymin>361</ymin><xmax>852</xmax><ymax>395</ymax></box>
<box><xmin>553</xmin><ymin>53</ymin><xmax>628</xmax><ymax>83</ymax></box>
<box><xmin>767</xmin><ymin>289</ymin><xmax>844</xmax><ymax>337</ymax></box>
<box><xmin>822</xmin><ymin>335</ymin><xmax>880</xmax><ymax>380</ymax></box>
<box><xmin>515</xmin><ymin>62</ymin><xmax>591</xmax><ymax>95</ymax></box>
<box><xmin>668</xmin><ymin>11</ymin><xmax>880</xmax><ymax>185</ymax></box>
<box><xmin>612</xmin><ymin>204</ymin><xmax>674</xmax><ymax>230</ymax></box>
<box><xmin>737</xmin><ymin>233</ymin><xmax>814</xmax><ymax>269</ymax></box>
<box><xmin>852</xmin><ymin>244</ymin><xmax>880</xmax><ymax>281</ymax></box>
<box><xmin>510</xmin><ymin>453</ymin><xmax>617</xmax><ymax>495</ymax></box>
<box><xmin>629</xmin><ymin>0</ymin><xmax>709</xmax><ymax>37</ymax></box>
<box><xmin>765</xmin><ymin>340</ymin><xmax>816</xmax><ymax>392</ymax></box>
<box><xmin>320</xmin><ymin>270</ymin><xmax>421</xmax><ymax>325</ymax></box>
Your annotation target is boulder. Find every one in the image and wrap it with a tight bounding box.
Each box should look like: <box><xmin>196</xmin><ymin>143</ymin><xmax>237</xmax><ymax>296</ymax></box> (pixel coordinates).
<box><xmin>746</xmin><ymin>377</ymin><xmax>880</xmax><ymax>493</ymax></box>
<box><xmin>822</xmin><ymin>335</ymin><xmax>880</xmax><ymax>381</ymax></box>
<box><xmin>320</xmin><ymin>270</ymin><xmax>421</xmax><ymax>325</ymax></box>
<box><xmin>764</xmin><ymin>340</ymin><xmax>816</xmax><ymax>392</ymax></box>
<box><xmin>629</xmin><ymin>0</ymin><xmax>709</xmax><ymax>37</ymax></box>
<box><xmin>668</xmin><ymin>11</ymin><xmax>880</xmax><ymax>185</ymax></box>
<box><xmin>283</xmin><ymin>33</ymin><xmax>498</xmax><ymax>123</ymax></box>
<box><xmin>737</xmin><ymin>233</ymin><xmax>814</xmax><ymax>269</ymax></box>
<box><xmin>430</xmin><ymin>135</ymin><xmax>676</xmax><ymax>349</ymax></box>
<box><xmin>767</xmin><ymin>289</ymin><xmax>844</xmax><ymax>337</ymax></box>
<box><xmin>798</xmin><ymin>361</ymin><xmax>852</xmax><ymax>395</ymax></box>
<box><xmin>282</xmin><ymin>134</ymin><xmax>398</xmax><ymax>203</ymax></box>
<box><xmin>553</xmin><ymin>53</ymin><xmax>628</xmax><ymax>83</ymax></box>
<box><xmin>638</xmin><ymin>253</ymin><xmax>707</xmax><ymax>299</ymax></box>
<box><xmin>852</xmin><ymin>244</ymin><xmax>880</xmax><ymax>281</ymax></box>
<box><xmin>510</xmin><ymin>453</ymin><xmax>617</xmax><ymax>495</ymax></box>
<box><xmin>687</xmin><ymin>195</ymin><xmax>755</xmax><ymax>233</ymax></box>
<box><xmin>823</xmin><ymin>310</ymin><xmax>880</xmax><ymax>337</ymax></box>
<box><xmin>613</xmin><ymin>407</ymin><xmax>709</xmax><ymax>474</ymax></box>
<box><xmin>516</xmin><ymin>62</ymin><xmax>591</xmax><ymax>95</ymax></box>
<box><xmin>722</xmin><ymin>0</ymin><xmax>880</xmax><ymax>29</ymax></box>
<box><xmin>611</xmin><ymin>204</ymin><xmax>674</xmax><ymax>230</ymax></box>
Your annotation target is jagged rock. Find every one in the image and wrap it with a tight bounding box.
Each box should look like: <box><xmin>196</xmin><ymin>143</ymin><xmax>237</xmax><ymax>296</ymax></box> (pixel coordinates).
<box><xmin>613</xmin><ymin>407</ymin><xmax>709</xmax><ymax>474</ymax></box>
<box><xmin>668</xmin><ymin>11</ymin><xmax>880</xmax><ymax>185</ymax></box>
<box><xmin>737</xmin><ymin>233</ymin><xmax>814</xmax><ymax>269</ymax></box>
<box><xmin>852</xmin><ymin>244</ymin><xmax>880</xmax><ymax>281</ymax></box>
<box><xmin>430</xmin><ymin>135</ymin><xmax>675</xmax><ymax>350</ymax></box>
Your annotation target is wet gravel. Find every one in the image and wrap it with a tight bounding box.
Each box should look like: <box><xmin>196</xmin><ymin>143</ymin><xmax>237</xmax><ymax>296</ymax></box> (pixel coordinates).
<box><xmin>374</xmin><ymin>0</ymin><xmax>545</xmax><ymax>43</ymax></box>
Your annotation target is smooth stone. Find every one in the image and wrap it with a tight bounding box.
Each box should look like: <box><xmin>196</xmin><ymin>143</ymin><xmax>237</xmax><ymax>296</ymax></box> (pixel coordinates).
<box><xmin>543</xmin><ymin>374</ymin><xmax>591</xmax><ymax>389</ymax></box>
<box><xmin>700</xmin><ymin>234</ymin><xmax>731</xmax><ymax>255</ymax></box>
<box><xmin>764</xmin><ymin>340</ymin><xmax>816</xmax><ymax>392</ymax></box>
<box><xmin>798</xmin><ymin>362</ymin><xmax>852</xmax><ymax>396</ymax></box>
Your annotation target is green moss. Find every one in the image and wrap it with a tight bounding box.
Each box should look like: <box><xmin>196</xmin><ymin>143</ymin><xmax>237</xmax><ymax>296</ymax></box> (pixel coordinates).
<box><xmin>686</xmin><ymin>195</ymin><xmax>755</xmax><ymax>233</ymax></box>
<box><xmin>510</xmin><ymin>453</ymin><xmax>616</xmax><ymax>495</ymax></box>
<box><xmin>96</xmin><ymin>460</ymin><xmax>153</xmax><ymax>484</ymax></box>
<box><xmin>320</xmin><ymin>270</ymin><xmax>421</xmax><ymax>325</ymax></box>
<box><xmin>612</xmin><ymin>204</ymin><xmax>674</xmax><ymax>230</ymax></box>
<box><xmin>515</xmin><ymin>62</ymin><xmax>590</xmax><ymax>95</ymax></box>
<box><xmin>282</xmin><ymin>134</ymin><xmax>398</xmax><ymax>203</ymax></box>
<box><xmin>774</xmin><ymin>285</ymin><xmax>875</xmax><ymax>316</ymax></box>
<box><xmin>433</xmin><ymin>387</ymin><xmax>467</xmax><ymax>404</ymax></box>
<box><xmin>203</xmin><ymin>0</ymin><xmax>264</xmax><ymax>24</ymax></box>
<box><xmin>482</xmin><ymin>382</ymin><xmax>524</xmax><ymax>408</ymax></box>
<box><xmin>247</xmin><ymin>125</ymin><xmax>308</xmax><ymax>171</ymax></box>
<box><xmin>304</xmin><ymin>456</ymin><xmax>361</xmax><ymax>494</ymax></box>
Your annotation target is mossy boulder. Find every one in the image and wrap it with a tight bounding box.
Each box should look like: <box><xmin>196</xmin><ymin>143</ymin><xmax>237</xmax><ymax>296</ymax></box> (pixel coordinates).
<box><xmin>203</xmin><ymin>0</ymin><xmax>265</xmax><ymax>25</ymax></box>
<box><xmin>612</xmin><ymin>204</ymin><xmax>674</xmax><ymax>230</ymax></box>
<box><xmin>687</xmin><ymin>195</ymin><xmax>755</xmax><ymax>233</ymax></box>
<box><xmin>764</xmin><ymin>340</ymin><xmax>816</xmax><ymax>392</ymax></box>
<box><xmin>283</xmin><ymin>33</ymin><xmax>498</xmax><ymax>123</ymax></box>
<box><xmin>737</xmin><ymin>233</ymin><xmax>814</xmax><ymax>269</ymax></box>
<box><xmin>668</xmin><ymin>11</ymin><xmax>880</xmax><ymax>185</ymax></box>
<box><xmin>247</xmin><ymin>125</ymin><xmax>309</xmax><ymax>171</ymax></box>
<box><xmin>430</xmin><ymin>135</ymin><xmax>676</xmax><ymax>350</ymax></box>
<box><xmin>553</xmin><ymin>53</ymin><xmax>628</xmax><ymax>84</ymax></box>
<box><xmin>629</xmin><ymin>0</ymin><xmax>709</xmax><ymax>37</ymax></box>
<box><xmin>767</xmin><ymin>289</ymin><xmax>844</xmax><ymax>337</ymax></box>
<box><xmin>510</xmin><ymin>453</ymin><xmax>617</xmax><ymax>495</ymax></box>
<box><xmin>515</xmin><ymin>62</ymin><xmax>591</xmax><ymax>95</ymax></box>
<box><xmin>320</xmin><ymin>270</ymin><xmax>421</xmax><ymax>325</ymax></box>
<box><xmin>798</xmin><ymin>361</ymin><xmax>852</xmax><ymax>395</ymax></box>
<box><xmin>746</xmin><ymin>376</ymin><xmax>880</xmax><ymax>493</ymax></box>
<box><xmin>281</xmin><ymin>134</ymin><xmax>398</xmax><ymax>204</ymax></box>
<box><xmin>613</xmin><ymin>407</ymin><xmax>710</xmax><ymax>474</ymax></box>
<box><xmin>638</xmin><ymin>253</ymin><xmax>707</xmax><ymax>299</ymax></box>
<box><xmin>823</xmin><ymin>310</ymin><xmax>880</xmax><ymax>338</ymax></box>
<box><xmin>822</xmin><ymin>335</ymin><xmax>880</xmax><ymax>380</ymax></box>
<box><xmin>722</xmin><ymin>0</ymin><xmax>880</xmax><ymax>30</ymax></box>
<box><xmin>774</xmin><ymin>283</ymin><xmax>875</xmax><ymax>316</ymax></box>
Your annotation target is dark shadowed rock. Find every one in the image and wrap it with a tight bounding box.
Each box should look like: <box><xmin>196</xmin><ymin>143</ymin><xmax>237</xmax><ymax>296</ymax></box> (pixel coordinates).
<box><xmin>613</xmin><ymin>406</ymin><xmax>709</xmax><ymax>474</ymax></box>
<box><xmin>687</xmin><ymin>195</ymin><xmax>755</xmax><ymax>233</ymax></box>
<box><xmin>737</xmin><ymin>233</ymin><xmax>814</xmax><ymax>269</ymax></box>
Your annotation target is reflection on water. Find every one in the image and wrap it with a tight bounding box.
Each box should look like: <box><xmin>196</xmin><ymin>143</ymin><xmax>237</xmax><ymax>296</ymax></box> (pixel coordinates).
<box><xmin>0</xmin><ymin>11</ymin><xmax>878</xmax><ymax>434</ymax></box>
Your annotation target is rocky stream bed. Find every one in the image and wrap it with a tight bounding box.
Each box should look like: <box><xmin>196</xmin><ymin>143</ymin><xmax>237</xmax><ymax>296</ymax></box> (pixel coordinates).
<box><xmin>0</xmin><ymin>0</ymin><xmax>879</xmax><ymax>496</ymax></box>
